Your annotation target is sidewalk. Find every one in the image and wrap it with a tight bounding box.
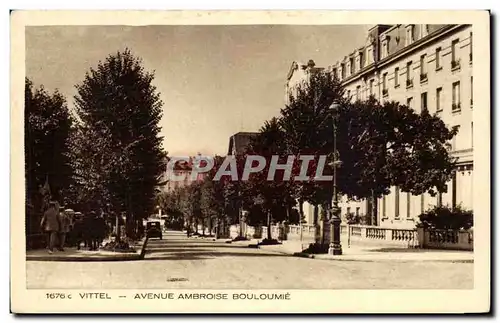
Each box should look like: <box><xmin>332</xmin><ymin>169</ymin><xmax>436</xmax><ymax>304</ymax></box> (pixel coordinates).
<box><xmin>256</xmin><ymin>242</ymin><xmax>474</xmax><ymax>263</ymax></box>
<box><xmin>26</xmin><ymin>237</ymin><xmax>148</xmax><ymax>262</ymax></box>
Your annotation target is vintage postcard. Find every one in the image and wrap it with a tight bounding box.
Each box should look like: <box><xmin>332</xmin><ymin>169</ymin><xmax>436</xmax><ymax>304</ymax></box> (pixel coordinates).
<box><xmin>11</xmin><ymin>10</ymin><xmax>490</xmax><ymax>314</ymax></box>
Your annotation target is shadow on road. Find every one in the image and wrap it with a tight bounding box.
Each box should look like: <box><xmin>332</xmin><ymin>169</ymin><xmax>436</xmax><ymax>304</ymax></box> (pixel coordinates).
<box><xmin>144</xmin><ymin>233</ymin><xmax>288</xmax><ymax>261</ymax></box>
<box><xmin>145</xmin><ymin>250</ymin><xmax>289</xmax><ymax>261</ymax></box>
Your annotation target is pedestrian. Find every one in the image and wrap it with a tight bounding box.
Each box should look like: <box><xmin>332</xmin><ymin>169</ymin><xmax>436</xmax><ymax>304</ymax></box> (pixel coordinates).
<box><xmin>83</xmin><ymin>211</ymin><xmax>97</xmax><ymax>251</ymax></box>
<box><xmin>58</xmin><ymin>207</ymin><xmax>71</xmax><ymax>251</ymax></box>
<box><xmin>72</xmin><ymin>213</ymin><xmax>85</xmax><ymax>250</ymax></box>
<box><xmin>40</xmin><ymin>201</ymin><xmax>61</xmax><ymax>254</ymax></box>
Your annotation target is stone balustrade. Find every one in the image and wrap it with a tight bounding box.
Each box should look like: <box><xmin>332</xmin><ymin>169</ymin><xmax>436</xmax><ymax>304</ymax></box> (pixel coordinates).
<box><xmin>340</xmin><ymin>224</ymin><xmax>419</xmax><ymax>248</ymax></box>
<box><xmin>417</xmin><ymin>228</ymin><xmax>473</xmax><ymax>251</ymax></box>
<box><xmin>227</xmin><ymin>223</ymin><xmax>472</xmax><ymax>251</ymax></box>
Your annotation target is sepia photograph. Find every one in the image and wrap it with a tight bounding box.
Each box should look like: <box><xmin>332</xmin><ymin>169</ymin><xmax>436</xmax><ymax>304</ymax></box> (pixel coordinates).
<box><xmin>11</xmin><ymin>10</ymin><xmax>490</xmax><ymax>314</ymax></box>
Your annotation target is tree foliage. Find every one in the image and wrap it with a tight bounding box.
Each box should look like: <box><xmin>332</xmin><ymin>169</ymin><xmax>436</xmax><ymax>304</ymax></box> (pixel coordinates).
<box><xmin>25</xmin><ymin>78</ymin><xmax>74</xmax><ymax>211</ymax></box>
<box><xmin>72</xmin><ymin>49</ymin><xmax>167</xmax><ymax>237</ymax></box>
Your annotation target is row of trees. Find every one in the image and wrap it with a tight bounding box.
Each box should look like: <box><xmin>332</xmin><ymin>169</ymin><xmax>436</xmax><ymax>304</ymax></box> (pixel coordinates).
<box><xmin>159</xmin><ymin>71</ymin><xmax>458</xmax><ymax>240</ymax></box>
<box><xmin>25</xmin><ymin>49</ymin><xmax>167</xmax><ymax>239</ymax></box>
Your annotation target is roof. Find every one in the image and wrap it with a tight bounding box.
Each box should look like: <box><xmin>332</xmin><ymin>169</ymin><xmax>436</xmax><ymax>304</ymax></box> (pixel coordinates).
<box><xmin>227</xmin><ymin>132</ymin><xmax>259</xmax><ymax>155</ymax></box>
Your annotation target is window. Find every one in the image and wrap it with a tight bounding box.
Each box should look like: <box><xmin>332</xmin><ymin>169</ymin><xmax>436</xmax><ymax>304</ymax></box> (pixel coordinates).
<box><xmin>436</xmin><ymin>87</ymin><xmax>443</xmax><ymax>112</ymax></box>
<box><xmin>356</xmin><ymin>85</ymin><xmax>361</xmax><ymax>100</ymax></box>
<box><xmin>347</xmin><ymin>207</ymin><xmax>351</xmax><ymax>215</ymax></box>
<box><xmin>382</xmin><ymin>73</ymin><xmax>388</xmax><ymax>96</ymax></box>
<box><xmin>369</xmin><ymin>79</ymin><xmax>374</xmax><ymax>96</ymax></box>
<box><xmin>406</xmin><ymin>61</ymin><xmax>413</xmax><ymax>87</ymax></box>
<box><xmin>406</xmin><ymin>25</ymin><xmax>414</xmax><ymax>45</ymax></box>
<box><xmin>407</xmin><ymin>97</ymin><xmax>413</xmax><ymax>109</ymax></box>
<box><xmin>469</xmin><ymin>32</ymin><xmax>473</xmax><ymax>62</ymax></box>
<box><xmin>394</xmin><ymin>67</ymin><xmax>400</xmax><ymax>87</ymax></box>
<box><xmin>367</xmin><ymin>47</ymin><xmax>373</xmax><ymax>65</ymax></box>
<box><xmin>452</xmin><ymin>172</ymin><xmax>457</xmax><ymax>208</ymax></box>
<box><xmin>421</xmin><ymin>92</ymin><xmax>428</xmax><ymax>111</ymax></box>
<box><xmin>421</xmin><ymin>24</ymin><xmax>429</xmax><ymax>37</ymax></box>
<box><xmin>420</xmin><ymin>54</ymin><xmax>427</xmax><ymax>81</ymax></box>
<box><xmin>350</xmin><ymin>57</ymin><xmax>355</xmax><ymax>74</ymax></box>
<box><xmin>406</xmin><ymin>193</ymin><xmax>411</xmax><ymax>218</ymax></box>
<box><xmin>471</xmin><ymin>122</ymin><xmax>474</xmax><ymax>148</ymax></box>
<box><xmin>382</xmin><ymin>196</ymin><xmax>386</xmax><ymax>218</ymax></box>
<box><xmin>347</xmin><ymin>90</ymin><xmax>351</xmax><ymax>99</ymax></box>
<box><xmin>395</xmin><ymin>187</ymin><xmax>400</xmax><ymax>218</ymax></box>
<box><xmin>341</xmin><ymin>63</ymin><xmax>346</xmax><ymax>79</ymax></box>
<box><xmin>437</xmin><ymin>192</ymin><xmax>443</xmax><ymax>207</ymax></box>
<box><xmin>452</xmin><ymin>81</ymin><xmax>461</xmax><ymax>110</ymax></box>
<box><xmin>451</xmin><ymin>39</ymin><xmax>460</xmax><ymax>69</ymax></box>
<box><xmin>420</xmin><ymin>194</ymin><xmax>425</xmax><ymax>214</ymax></box>
<box><xmin>356</xmin><ymin>207</ymin><xmax>360</xmax><ymax>216</ymax></box>
<box><xmin>382</xmin><ymin>41</ymin><xmax>388</xmax><ymax>59</ymax></box>
<box><xmin>470</xmin><ymin>76</ymin><xmax>473</xmax><ymax>106</ymax></box>
<box><xmin>332</xmin><ymin>68</ymin><xmax>338</xmax><ymax>80</ymax></box>
<box><xmin>435</xmin><ymin>47</ymin><xmax>441</xmax><ymax>70</ymax></box>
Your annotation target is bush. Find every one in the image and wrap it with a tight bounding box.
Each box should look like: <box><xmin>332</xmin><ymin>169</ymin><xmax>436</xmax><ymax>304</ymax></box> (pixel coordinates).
<box><xmin>232</xmin><ymin>236</ymin><xmax>249</xmax><ymax>242</ymax></box>
<box><xmin>416</xmin><ymin>205</ymin><xmax>473</xmax><ymax>230</ymax></box>
<box><xmin>345</xmin><ymin>212</ymin><xmax>370</xmax><ymax>225</ymax></box>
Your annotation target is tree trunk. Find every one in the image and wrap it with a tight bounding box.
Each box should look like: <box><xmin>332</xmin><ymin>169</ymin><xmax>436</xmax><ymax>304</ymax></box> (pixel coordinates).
<box><xmin>370</xmin><ymin>190</ymin><xmax>378</xmax><ymax>226</ymax></box>
<box><xmin>313</xmin><ymin>205</ymin><xmax>319</xmax><ymax>225</ymax></box>
<box><xmin>298</xmin><ymin>200</ymin><xmax>304</xmax><ymax>223</ymax></box>
<box><xmin>267</xmin><ymin>210</ymin><xmax>272</xmax><ymax>240</ymax></box>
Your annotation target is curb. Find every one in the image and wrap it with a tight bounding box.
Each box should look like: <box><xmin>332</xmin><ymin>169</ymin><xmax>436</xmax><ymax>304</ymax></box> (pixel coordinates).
<box><xmin>291</xmin><ymin>252</ymin><xmax>474</xmax><ymax>263</ymax></box>
<box><xmin>27</xmin><ymin>237</ymin><xmax>150</xmax><ymax>262</ymax></box>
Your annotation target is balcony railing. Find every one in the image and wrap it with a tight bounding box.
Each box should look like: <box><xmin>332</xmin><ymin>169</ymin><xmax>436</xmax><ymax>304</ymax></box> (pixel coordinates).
<box><xmin>452</xmin><ymin>103</ymin><xmax>461</xmax><ymax>111</ymax></box>
<box><xmin>420</xmin><ymin>73</ymin><xmax>428</xmax><ymax>82</ymax></box>
<box><xmin>451</xmin><ymin>59</ymin><xmax>461</xmax><ymax>70</ymax></box>
<box><xmin>406</xmin><ymin>78</ymin><xmax>413</xmax><ymax>88</ymax></box>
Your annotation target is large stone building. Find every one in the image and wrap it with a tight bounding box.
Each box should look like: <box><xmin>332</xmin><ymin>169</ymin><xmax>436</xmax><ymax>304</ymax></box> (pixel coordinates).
<box><xmin>286</xmin><ymin>24</ymin><xmax>473</xmax><ymax>229</ymax></box>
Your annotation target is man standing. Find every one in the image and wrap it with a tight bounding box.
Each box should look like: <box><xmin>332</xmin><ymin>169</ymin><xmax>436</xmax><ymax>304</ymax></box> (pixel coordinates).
<box><xmin>40</xmin><ymin>201</ymin><xmax>61</xmax><ymax>254</ymax></box>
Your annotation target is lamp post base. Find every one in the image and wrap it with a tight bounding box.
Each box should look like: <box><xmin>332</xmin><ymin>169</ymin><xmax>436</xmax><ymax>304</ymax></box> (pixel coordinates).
<box><xmin>328</xmin><ymin>243</ymin><xmax>343</xmax><ymax>255</ymax></box>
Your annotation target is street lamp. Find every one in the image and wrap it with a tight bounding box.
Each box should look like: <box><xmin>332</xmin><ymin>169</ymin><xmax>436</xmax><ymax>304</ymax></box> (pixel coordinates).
<box><xmin>328</xmin><ymin>102</ymin><xmax>343</xmax><ymax>256</ymax></box>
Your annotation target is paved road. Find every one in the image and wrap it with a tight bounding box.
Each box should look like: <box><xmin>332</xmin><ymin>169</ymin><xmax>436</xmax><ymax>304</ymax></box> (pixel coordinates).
<box><xmin>26</xmin><ymin>230</ymin><xmax>473</xmax><ymax>289</ymax></box>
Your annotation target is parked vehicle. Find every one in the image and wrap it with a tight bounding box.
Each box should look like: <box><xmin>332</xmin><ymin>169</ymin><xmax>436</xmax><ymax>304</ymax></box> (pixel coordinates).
<box><xmin>146</xmin><ymin>221</ymin><xmax>162</xmax><ymax>240</ymax></box>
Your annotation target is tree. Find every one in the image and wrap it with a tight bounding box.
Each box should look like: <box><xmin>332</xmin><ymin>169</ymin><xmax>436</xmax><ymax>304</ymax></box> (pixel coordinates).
<box><xmin>73</xmin><ymin>49</ymin><xmax>167</xmax><ymax>239</ymax></box>
<box><xmin>25</xmin><ymin>78</ymin><xmax>74</xmax><ymax>219</ymax></box>
<box><xmin>336</xmin><ymin>97</ymin><xmax>458</xmax><ymax>224</ymax></box>
<box><xmin>271</xmin><ymin>70</ymin><xmax>458</xmax><ymax>228</ymax></box>
<box><xmin>245</xmin><ymin>118</ymin><xmax>297</xmax><ymax>241</ymax></box>
<box><xmin>279</xmin><ymin>71</ymin><xmax>346</xmax><ymax>227</ymax></box>
<box><xmin>200</xmin><ymin>156</ymin><xmax>228</xmax><ymax>238</ymax></box>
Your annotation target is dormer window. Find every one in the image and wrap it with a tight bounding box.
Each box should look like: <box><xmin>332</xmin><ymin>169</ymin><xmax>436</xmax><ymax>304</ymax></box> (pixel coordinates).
<box><xmin>350</xmin><ymin>57</ymin><xmax>355</xmax><ymax>75</ymax></box>
<box><xmin>406</xmin><ymin>24</ymin><xmax>415</xmax><ymax>46</ymax></box>
<box><xmin>367</xmin><ymin>47</ymin><xmax>373</xmax><ymax>65</ymax></box>
<box><xmin>346</xmin><ymin>60</ymin><xmax>351</xmax><ymax>77</ymax></box>
<box><xmin>421</xmin><ymin>24</ymin><xmax>429</xmax><ymax>38</ymax></box>
<box><xmin>380</xmin><ymin>34</ymin><xmax>390</xmax><ymax>59</ymax></box>
<box><xmin>355</xmin><ymin>50</ymin><xmax>363</xmax><ymax>71</ymax></box>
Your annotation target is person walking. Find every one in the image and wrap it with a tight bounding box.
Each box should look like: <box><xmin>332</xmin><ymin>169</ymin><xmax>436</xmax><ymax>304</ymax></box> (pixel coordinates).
<box><xmin>40</xmin><ymin>201</ymin><xmax>61</xmax><ymax>254</ymax></box>
<box><xmin>58</xmin><ymin>207</ymin><xmax>70</xmax><ymax>251</ymax></box>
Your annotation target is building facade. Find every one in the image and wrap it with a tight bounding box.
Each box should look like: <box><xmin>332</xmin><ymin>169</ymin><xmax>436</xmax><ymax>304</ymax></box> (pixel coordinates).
<box><xmin>285</xmin><ymin>24</ymin><xmax>473</xmax><ymax>229</ymax></box>
<box><xmin>163</xmin><ymin>156</ymin><xmax>206</xmax><ymax>193</ymax></box>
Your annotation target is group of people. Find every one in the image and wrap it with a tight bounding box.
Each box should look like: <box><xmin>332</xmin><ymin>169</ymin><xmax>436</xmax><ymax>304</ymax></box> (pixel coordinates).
<box><xmin>40</xmin><ymin>201</ymin><xmax>108</xmax><ymax>254</ymax></box>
